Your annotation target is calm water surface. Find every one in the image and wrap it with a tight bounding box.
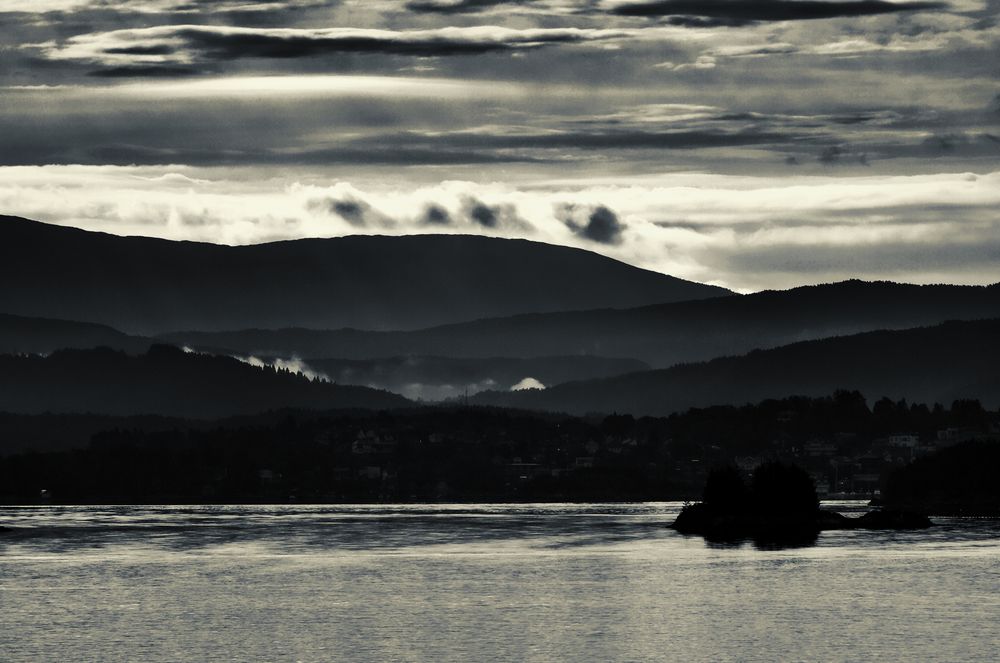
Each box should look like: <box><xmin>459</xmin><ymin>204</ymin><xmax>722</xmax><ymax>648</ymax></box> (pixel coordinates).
<box><xmin>2</xmin><ymin>502</ymin><xmax>999</xmax><ymax>662</ymax></box>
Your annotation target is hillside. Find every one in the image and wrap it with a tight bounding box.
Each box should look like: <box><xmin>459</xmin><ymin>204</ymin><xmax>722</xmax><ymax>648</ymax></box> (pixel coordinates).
<box><xmin>468</xmin><ymin>319</ymin><xmax>1000</xmax><ymax>416</ymax></box>
<box><xmin>162</xmin><ymin>281</ymin><xmax>1000</xmax><ymax>367</ymax></box>
<box><xmin>0</xmin><ymin>345</ymin><xmax>408</xmax><ymax>418</ymax></box>
<box><xmin>0</xmin><ymin>313</ymin><xmax>151</xmax><ymax>355</ymax></box>
<box><xmin>0</xmin><ymin>216</ymin><xmax>728</xmax><ymax>335</ymax></box>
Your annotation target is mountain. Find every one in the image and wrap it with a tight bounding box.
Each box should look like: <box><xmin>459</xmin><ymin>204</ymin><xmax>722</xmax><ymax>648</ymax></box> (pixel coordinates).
<box><xmin>468</xmin><ymin>319</ymin><xmax>1000</xmax><ymax>416</ymax></box>
<box><xmin>300</xmin><ymin>355</ymin><xmax>650</xmax><ymax>400</ymax></box>
<box><xmin>0</xmin><ymin>313</ymin><xmax>151</xmax><ymax>355</ymax></box>
<box><xmin>0</xmin><ymin>312</ymin><xmax>646</xmax><ymax>399</ymax></box>
<box><xmin>0</xmin><ymin>344</ymin><xmax>408</xmax><ymax>418</ymax></box>
<box><xmin>162</xmin><ymin>281</ymin><xmax>1000</xmax><ymax>368</ymax></box>
<box><xmin>0</xmin><ymin>216</ymin><xmax>729</xmax><ymax>335</ymax></box>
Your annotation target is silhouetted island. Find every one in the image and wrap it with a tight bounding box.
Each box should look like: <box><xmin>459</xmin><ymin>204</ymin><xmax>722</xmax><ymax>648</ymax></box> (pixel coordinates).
<box><xmin>672</xmin><ymin>463</ymin><xmax>931</xmax><ymax>546</ymax></box>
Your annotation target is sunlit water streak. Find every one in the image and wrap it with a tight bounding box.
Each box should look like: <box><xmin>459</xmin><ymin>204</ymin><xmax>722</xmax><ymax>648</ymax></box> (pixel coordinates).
<box><xmin>2</xmin><ymin>502</ymin><xmax>999</xmax><ymax>662</ymax></box>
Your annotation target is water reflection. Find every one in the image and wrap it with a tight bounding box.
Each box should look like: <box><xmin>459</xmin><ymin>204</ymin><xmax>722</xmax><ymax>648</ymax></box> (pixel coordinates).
<box><xmin>2</xmin><ymin>503</ymin><xmax>1000</xmax><ymax>663</ymax></box>
<box><xmin>3</xmin><ymin>501</ymin><xmax>999</xmax><ymax>557</ymax></box>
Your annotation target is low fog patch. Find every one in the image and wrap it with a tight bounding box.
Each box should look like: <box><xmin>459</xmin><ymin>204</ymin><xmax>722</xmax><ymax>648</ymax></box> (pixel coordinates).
<box><xmin>234</xmin><ymin>354</ymin><xmax>330</xmax><ymax>382</ymax></box>
<box><xmin>511</xmin><ymin>376</ymin><xmax>546</xmax><ymax>391</ymax></box>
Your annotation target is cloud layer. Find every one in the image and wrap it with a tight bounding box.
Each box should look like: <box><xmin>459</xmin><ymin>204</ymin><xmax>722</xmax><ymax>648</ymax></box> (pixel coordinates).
<box><xmin>609</xmin><ymin>0</ymin><xmax>945</xmax><ymax>24</ymax></box>
<box><xmin>1</xmin><ymin>0</ymin><xmax>997</xmax><ymax>295</ymax></box>
<box><xmin>2</xmin><ymin>165</ymin><xmax>998</xmax><ymax>292</ymax></box>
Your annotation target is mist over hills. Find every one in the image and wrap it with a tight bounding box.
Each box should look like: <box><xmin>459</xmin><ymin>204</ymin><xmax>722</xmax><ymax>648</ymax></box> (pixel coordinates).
<box><xmin>0</xmin><ymin>345</ymin><xmax>408</xmax><ymax>418</ymax></box>
<box><xmin>0</xmin><ymin>216</ymin><xmax>728</xmax><ymax>335</ymax></box>
<box><xmin>469</xmin><ymin>319</ymin><xmax>1000</xmax><ymax>417</ymax></box>
<box><xmin>302</xmin><ymin>355</ymin><xmax>650</xmax><ymax>400</ymax></box>
<box><xmin>162</xmin><ymin>281</ymin><xmax>1000</xmax><ymax>368</ymax></box>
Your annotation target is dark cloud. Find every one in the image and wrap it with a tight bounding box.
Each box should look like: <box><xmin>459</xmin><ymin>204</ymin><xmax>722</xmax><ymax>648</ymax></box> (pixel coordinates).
<box><xmin>87</xmin><ymin>65</ymin><xmax>203</xmax><ymax>78</ymax></box>
<box><xmin>561</xmin><ymin>204</ymin><xmax>626</xmax><ymax>244</ymax></box>
<box><xmin>332</xmin><ymin>199</ymin><xmax>366</xmax><ymax>224</ymax></box>
<box><xmin>306</xmin><ymin>193</ymin><xmax>402</xmax><ymax>228</ymax></box>
<box><xmin>460</xmin><ymin>197</ymin><xmax>531</xmax><ymax>230</ymax></box>
<box><xmin>179</xmin><ymin>28</ymin><xmax>519</xmax><ymax>58</ymax></box>
<box><xmin>817</xmin><ymin>144</ymin><xmax>870</xmax><ymax>165</ymax></box>
<box><xmin>467</xmin><ymin>200</ymin><xmax>499</xmax><ymax>227</ymax></box>
<box><xmin>922</xmin><ymin>133</ymin><xmax>966</xmax><ymax>152</ymax></box>
<box><xmin>818</xmin><ymin>145</ymin><xmax>844</xmax><ymax>164</ymax></box>
<box><xmin>307</xmin><ymin>196</ymin><xmax>372</xmax><ymax>226</ymax></box>
<box><xmin>0</xmin><ymin>137</ymin><xmax>546</xmax><ymax>167</ymax></box>
<box><xmin>422</xmin><ymin>204</ymin><xmax>452</xmax><ymax>225</ymax></box>
<box><xmin>663</xmin><ymin>15</ymin><xmax>753</xmax><ymax>27</ymax></box>
<box><xmin>610</xmin><ymin>0</ymin><xmax>945</xmax><ymax>23</ymax></box>
<box><xmin>46</xmin><ymin>25</ymin><xmax>627</xmax><ymax>70</ymax></box>
<box><xmin>103</xmin><ymin>44</ymin><xmax>178</xmax><ymax>56</ymax></box>
<box><xmin>385</xmin><ymin>128</ymin><xmax>796</xmax><ymax>151</ymax></box>
<box><xmin>406</xmin><ymin>0</ymin><xmax>533</xmax><ymax>13</ymax></box>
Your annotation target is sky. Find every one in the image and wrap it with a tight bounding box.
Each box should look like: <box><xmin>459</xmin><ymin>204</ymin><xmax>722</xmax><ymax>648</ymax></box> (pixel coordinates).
<box><xmin>1</xmin><ymin>0</ymin><xmax>997</xmax><ymax>291</ymax></box>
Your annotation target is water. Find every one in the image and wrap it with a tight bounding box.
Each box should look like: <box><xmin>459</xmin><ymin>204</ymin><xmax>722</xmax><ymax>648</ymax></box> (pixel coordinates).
<box><xmin>2</xmin><ymin>503</ymin><xmax>999</xmax><ymax>662</ymax></box>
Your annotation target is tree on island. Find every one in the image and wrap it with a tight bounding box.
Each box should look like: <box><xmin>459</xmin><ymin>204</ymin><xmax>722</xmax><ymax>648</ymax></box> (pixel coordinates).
<box><xmin>674</xmin><ymin>462</ymin><xmax>822</xmax><ymax>546</ymax></box>
<box><xmin>673</xmin><ymin>461</ymin><xmax>929</xmax><ymax>546</ymax></box>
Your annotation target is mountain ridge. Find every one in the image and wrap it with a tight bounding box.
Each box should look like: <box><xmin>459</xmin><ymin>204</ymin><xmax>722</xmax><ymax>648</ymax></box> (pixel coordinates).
<box><xmin>0</xmin><ymin>215</ymin><xmax>730</xmax><ymax>335</ymax></box>
<box><xmin>0</xmin><ymin>344</ymin><xmax>409</xmax><ymax>418</ymax></box>
<box><xmin>467</xmin><ymin>318</ymin><xmax>1000</xmax><ymax>416</ymax></box>
<box><xmin>161</xmin><ymin>280</ymin><xmax>1000</xmax><ymax>367</ymax></box>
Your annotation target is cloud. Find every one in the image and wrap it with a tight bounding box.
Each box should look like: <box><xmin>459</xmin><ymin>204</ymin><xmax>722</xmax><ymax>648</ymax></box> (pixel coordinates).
<box><xmin>1</xmin><ymin>165</ymin><xmax>999</xmax><ymax>292</ymax></box>
<box><xmin>328</xmin><ymin>199</ymin><xmax>367</xmax><ymax>225</ymax></box>
<box><xmin>818</xmin><ymin>144</ymin><xmax>870</xmax><ymax>166</ymax></box>
<box><xmin>461</xmin><ymin>196</ymin><xmax>531</xmax><ymax>229</ymax></box>
<box><xmin>0</xmin><ymin>0</ymin><xmax>332</xmax><ymax>13</ymax></box>
<box><xmin>406</xmin><ymin>0</ymin><xmax>533</xmax><ymax>13</ymax></box>
<box><xmin>308</xmin><ymin>188</ymin><xmax>530</xmax><ymax>232</ymax></box>
<box><xmin>87</xmin><ymin>65</ymin><xmax>203</xmax><ymax>78</ymax></box>
<box><xmin>308</xmin><ymin>194</ymin><xmax>381</xmax><ymax>227</ymax></box>
<box><xmin>609</xmin><ymin>0</ymin><xmax>946</xmax><ymax>23</ymax></box>
<box><xmin>467</xmin><ymin>199</ymin><xmax>499</xmax><ymax>227</ymax></box>
<box><xmin>561</xmin><ymin>204</ymin><xmax>627</xmax><ymax>244</ymax></box>
<box><xmin>31</xmin><ymin>24</ymin><xmax>632</xmax><ymax>71</ymax></box>
<box><xmin>381</xmin><ymin>127</ymin><xmax>796</xmax><ymax>152</ymax></box>
<box><xmin>421</xmin><ymin>203</ymin><xmax>453</xmax><ymax>225</ymax></box>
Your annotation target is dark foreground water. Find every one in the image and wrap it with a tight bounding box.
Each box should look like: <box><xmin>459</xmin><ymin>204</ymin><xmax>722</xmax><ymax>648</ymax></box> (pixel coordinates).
<box><xmin>2</xmin><ymin>503</ymin><xmax>999</xmax><ymax>662</ymax></box>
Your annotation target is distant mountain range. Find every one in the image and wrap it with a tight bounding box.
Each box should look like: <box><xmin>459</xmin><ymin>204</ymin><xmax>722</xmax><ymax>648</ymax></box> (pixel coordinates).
<box><xmin>0</xmin><ymin>215</ymin><xmax>728</xmax><ymax>335</ymax></box>
<box><xmin>3</xmin><ymin>215</ymin><xmax>999</xmax><ymax>422</ymax></box>
<box><xmin>0</xmin><ymin>345</ymin><xmax>408</xmax><ymax>418</ymax></box>
<box><xmin>161</xmin><ymin>281</ymin><xmax>1000</xmax><ymax>368</ymax></box>
<box><xmin>470</xmin><ymin>319</ymin><xmax>1000</xmax><ymax>416</ymax></box>
<box><xmin>0</xmin><ymin>313</ymin><xmax>648</xmax><ymax>399</ymax></box>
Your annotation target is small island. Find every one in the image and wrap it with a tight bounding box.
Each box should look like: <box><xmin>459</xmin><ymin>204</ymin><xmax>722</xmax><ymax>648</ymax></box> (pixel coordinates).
<box><xmin>672</xmin><ymin>462</ymin><xmax>931</xmax><ymax>546</ymax></box>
